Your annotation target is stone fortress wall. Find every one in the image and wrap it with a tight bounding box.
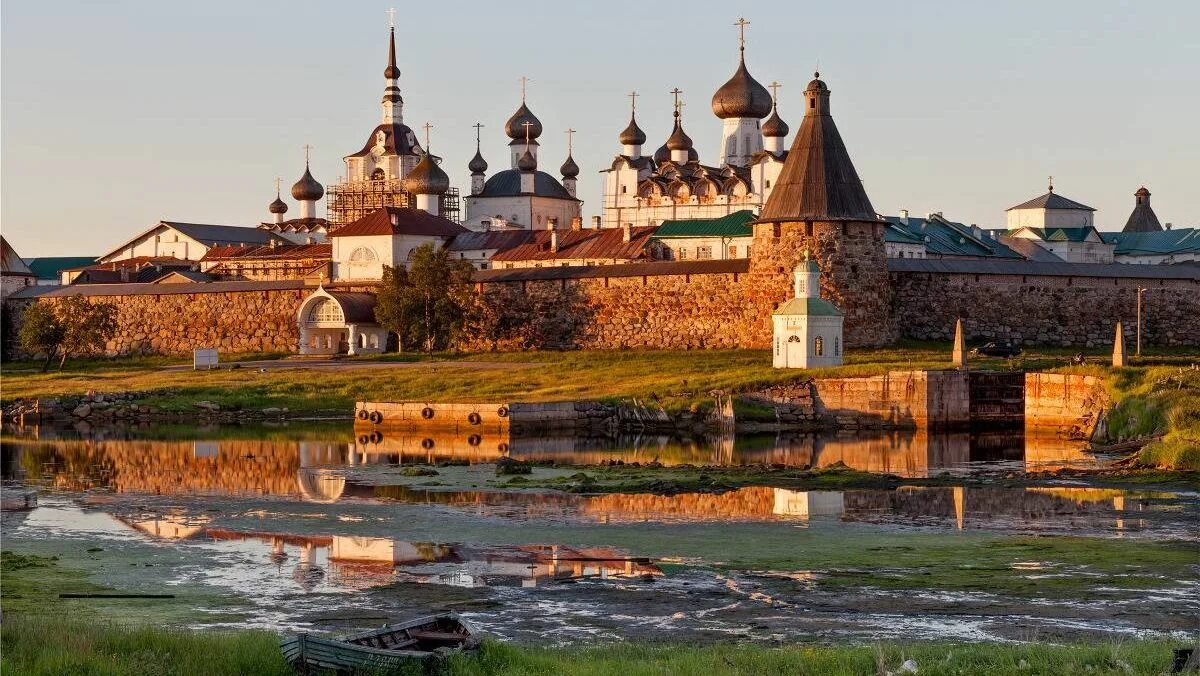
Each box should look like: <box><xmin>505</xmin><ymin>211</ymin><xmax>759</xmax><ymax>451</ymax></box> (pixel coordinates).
<box><xmin>3</xmin><ymin>260</ymin><xmax>1198</xmax><ymax>359</ymax></box>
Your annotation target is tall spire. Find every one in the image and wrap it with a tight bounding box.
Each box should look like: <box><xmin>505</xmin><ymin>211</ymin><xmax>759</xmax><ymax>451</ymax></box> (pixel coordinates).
<box><xmin>758</xmin><ymin>73</ymin><xmax>876</xmax><ymax>222</ymax></box>
<box><xmin>381</xmin><ymin>12</ymin><xmax>403</xmax><ymax>124</ymax></box>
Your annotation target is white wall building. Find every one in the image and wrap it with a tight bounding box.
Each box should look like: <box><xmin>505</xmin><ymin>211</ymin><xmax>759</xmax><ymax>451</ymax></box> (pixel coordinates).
<box><xmin>296</xmin><ymin>286</ymin><xmax>388</xmax><ymax>356</ymax></box>
<box><xmin>772</xmin><ymin>258</ymin><xmax>844</xmax><ymax>369</ymax></box>
<box><xmin>98</xmin><ymin>222</ymin><xmax>287</xmax><ymax>264</ymax></box>
<box><xmin>327</xmin><ymin>207</ymin><xmax>466</xmax><ymax>282</ymax></box>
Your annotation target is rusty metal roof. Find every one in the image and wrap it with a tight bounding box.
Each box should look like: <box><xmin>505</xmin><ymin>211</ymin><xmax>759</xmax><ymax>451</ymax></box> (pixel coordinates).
<box><xmin>329</xmin><ymin>207</ymin><xmax>467</xmax><ymax>238</ymax></box>
<box><xmin>8</xmin><ymin>280</ymin><xmax>310</xmax><ymax>299</ymax></box>
<box><xmin>475</xmin><ymin>258</ymin><xmax>749</xmax><ymax>282</ymax></box>
<box><xmin>201</xmin><ymin>243</ymin><xmax>331</xmax><ymax>261</ymax></box>
<box><xmin>490</xmin><ymin>226</ymin><xmax>657</xmax><ymax>263</ymax></box>
<box><xmin>446</xmin><ymin>230</ymin><xmax>538</xmax><ymax>251</ymax></box>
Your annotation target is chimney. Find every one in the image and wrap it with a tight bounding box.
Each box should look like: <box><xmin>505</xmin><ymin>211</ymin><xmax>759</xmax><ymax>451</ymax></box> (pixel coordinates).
<box><xmin>621</xmin><ymin>222</ymin><xmax>632</xmax><ymax>243</ymax></box>
<box><xmin>570</xmin><ymin>217</ymin><xmax>582</xmax><ymax>231</ymax></box>
<box><xmin>550</xmin><ymin>229</ymin><xmax>559</xmax><ymax>253</ymax></box>
<box><xmin>1165</xmin><ymin>222</ymin><xmax>1173</xmax><ymax>230</ymax></box>
<box><xmin>546</xmin><ymin>217</ymin><xmax>557</xmax><ymax>231</ymax></box>
<box><xmin>898</xmin><ymin>209</ymin><xmax>909</xmax><ymax>225</ymax></box>
<box><xmin>591</xmin><ymin>216</ymin><xmax>602</xmax><ymax>229</ymax></box>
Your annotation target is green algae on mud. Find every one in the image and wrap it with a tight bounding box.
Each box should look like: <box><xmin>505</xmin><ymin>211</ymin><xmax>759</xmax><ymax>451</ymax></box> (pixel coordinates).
<box><xmin>0</xmin><ymin>615</ymin><xmax>1186</xmax><ymax>676</ymax></box>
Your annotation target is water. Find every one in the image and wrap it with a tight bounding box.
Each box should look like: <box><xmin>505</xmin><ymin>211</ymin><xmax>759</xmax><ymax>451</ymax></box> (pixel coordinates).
<box><xmin>2</xmin><ymin>422</ymin><xmax>1196</xmax><ymax>644</ymax></box>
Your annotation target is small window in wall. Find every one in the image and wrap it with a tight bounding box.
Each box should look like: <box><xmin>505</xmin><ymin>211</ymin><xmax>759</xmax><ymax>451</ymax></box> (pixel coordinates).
<box><xmin>814</xmin><ymin>336</ymin><xmax>824</xmax><ymax>356</ymax></box>
<box><xmin>810</xmin><ymin>99</ymin><xmax>815</xmax><ymax>109</ymax></box>
<box><xmin>696</xmin><ymin>246</ymin><xmax>712</xmax><ymax>260</ymax></box>
<box><xmin>729</xmin><ymin>137</ymin><xmax>737</xmax><ymax>157</ymax></box>
<box><xmin>834</xmin><ymin>337</ymin><xmax>841</xmax><ymax>356</ymax></box>
<box><xmin>728</xmin><ymin>245</ymin><xmax>737</xmax><ymax>258</ymax></box>
<box><xmin>349</xmin><ymin>247</ymin><xmax>378</xmax><ymax>262</ymax></box>
<box><xmin>765</xmin><ymin>179</ymin><xmax>771</xmax><ymax>189</ymax></box>
<box><xmin>621</xmin><ymin>185</ymin><xmax>627</xmax><ymax>194</ymax></box>
<box><xmin>678</xmin><ymin>249</ymin><xmax>688</xmax><ymax>260</ymax></box>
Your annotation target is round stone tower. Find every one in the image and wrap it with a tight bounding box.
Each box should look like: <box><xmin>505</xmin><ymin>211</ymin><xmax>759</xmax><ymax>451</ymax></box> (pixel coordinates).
<box><xmin>749</xmin><ymin>73</ymin><xmax>893</xmax><ymax>347</ymax></box>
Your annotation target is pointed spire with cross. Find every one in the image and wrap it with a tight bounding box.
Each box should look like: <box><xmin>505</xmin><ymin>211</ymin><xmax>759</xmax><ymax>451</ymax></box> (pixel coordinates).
<box><xmin>769</xmin><ymin>80</ymin><xmax>782</xmax><ymax>105</ymax></box>
<box><xmin>734</xmin><ymin>17</ymin><xmax>749</xmax><ymax>53</ymax></box>
<box><xmin>1048</xmin><ymin>175</ymin><xmax>1054</xmax><ymax>192</ymax></box>
<box><xmin>275</xmin><ymin>176</ymin><xmax>282</xmax><ymax>198</ymax></box>
<box><xmin>387</xmin><ymin>7</ymin><xmax>396</xmax><ymax>28</ymax></box>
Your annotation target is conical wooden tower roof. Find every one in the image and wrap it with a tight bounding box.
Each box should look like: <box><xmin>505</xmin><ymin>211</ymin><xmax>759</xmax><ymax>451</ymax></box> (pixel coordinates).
<box><xmin>757</xmin><ymin>73</ymin><xmax>876</xmax><ymax>222</ymax></box>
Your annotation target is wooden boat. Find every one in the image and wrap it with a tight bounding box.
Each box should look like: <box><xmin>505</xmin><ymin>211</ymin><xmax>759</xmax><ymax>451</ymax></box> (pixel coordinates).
<box><xmin>280</xmin><ymin>613</ymin><xmax>480</xmax><ymax>673</ymax></box>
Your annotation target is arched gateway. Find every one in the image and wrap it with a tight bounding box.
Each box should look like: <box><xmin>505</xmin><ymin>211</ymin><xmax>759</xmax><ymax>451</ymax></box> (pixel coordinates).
<box><xmin>296</xmin><ymin>285</ymin><xmax>388</xmax><ymax>356</ymax></box>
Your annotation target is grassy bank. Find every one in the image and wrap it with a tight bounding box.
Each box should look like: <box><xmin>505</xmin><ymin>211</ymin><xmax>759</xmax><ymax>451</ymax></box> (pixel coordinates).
<box><xmin>1074</xmin><ymin>365</ymin><xmax>1200</xmax><ymax>470</ymax></box>
<box><xmin>0</xmin><ymin>616</ymin><xmax>1185</xmax><ymax>676</ymax></box>
<box><xmin>4</xmin><ymin>343</ymin><xmax>1196</xmax><ymax>415</ymax></box>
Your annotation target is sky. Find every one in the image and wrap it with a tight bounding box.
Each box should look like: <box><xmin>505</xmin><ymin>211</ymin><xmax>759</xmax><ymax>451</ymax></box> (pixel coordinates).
<box><xmin>2</xmin><ymin>0</ymin><xmax>1198</xmax><ymax>257</ymax></box>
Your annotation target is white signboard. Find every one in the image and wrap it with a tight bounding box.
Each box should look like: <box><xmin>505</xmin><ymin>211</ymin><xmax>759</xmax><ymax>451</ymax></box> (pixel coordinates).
<box><xmin>193</xmin><ymin>348</ymin><xmax>219</xmax><ymax>370</ymax></box>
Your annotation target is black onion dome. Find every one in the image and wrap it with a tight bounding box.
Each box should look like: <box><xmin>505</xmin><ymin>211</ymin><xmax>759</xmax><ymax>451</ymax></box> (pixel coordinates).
<box><xmin>619</xmin><ymin>116</ymin><xmax>647</xmax><ymax>146</ymax></box>
<box><xmin>504</xmin><ymin>103</ymin><xmax>543</xmax><ymax>141</ymax></box>
<box><xmin>468</xmin><ymin>149</ymin><xmax>488</xmax><ymax>175</ymax></box>
<box><xmin>517</xmin><ymin>149</ymin><xmax>537</xmax><ymax>172</ymax></box>
<box><xmin>560</xmin><ymin>154</ymin><xmax>579</xmax><ymax>178</ymax></box>
<box><xmin>652</xmin><ymin>143</ymin><xmax>670</xmax><ymax>164</ymax></box>
<box><xmin>403</xmin><ymin>152</ymin><xmax>450</xmax><ymax>195</ymax></box>
<box><xmin>291</xmin><ymin>166</ymin><xmax>324</xmax><ymax>201</ymax></box>
<box><xmin>268</xmin><ymin>196</ymin><xmax>288</xmax><ymax>214</ymax></box>
<box><xmin>666</xmin><ymin>121</ymin><xmax>693</xmax><ymax>151</ymax></box>
<box><xmin>762</xmin><ymin>106</ymin><xmax>788</xmax><ymax>137</ymax></box>
<box><xmin>711</xmin><ymin>56</ymin><xmax>773</xmax><ymax>119</ymax></box>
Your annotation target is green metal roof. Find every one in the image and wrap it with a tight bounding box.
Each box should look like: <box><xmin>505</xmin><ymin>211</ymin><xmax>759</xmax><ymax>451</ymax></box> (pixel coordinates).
<box><xmin>772</xmin><ymin>297</ymin><xmax>844</xmax><ymax>316</ymax></box>
<box><xmin>1101</xmin><ymin>228</ymin><xmax>1200</xmax><ymax>255</ymax></box>
<box><xmin>884</xmin><ymin>216</ymin><xmax>1024</xmax><ymax>259</ymax></box>
<box><xmin>25</xmin><ymin>256</ymin><xmax>98</xmax><ymax>280</ymax></box>
<box><xmin>653</xmin><ymin>210</ymin><xmax>756</xmax><ymax>238</ymax></box>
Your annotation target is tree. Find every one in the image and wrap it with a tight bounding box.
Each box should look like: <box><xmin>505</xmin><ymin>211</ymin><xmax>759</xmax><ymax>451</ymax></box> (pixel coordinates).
<box><xmin>17</xmin><ymin>297</ymin><xmax>117</xmax><ymax>371</ymax></box>
<box><xmin>57</xmin><ymin>296</ymin><xmax>118</xmax><ymax>368</ymax></box>
<box><xmin>374</xmin><ymin>244</ymin><xmax>477</xmax><ymax>353</ymax></box>
<box><xmin>18</xmin><ymin>303</ymin><xmax>65</xmax><ymax>372</ymax></box>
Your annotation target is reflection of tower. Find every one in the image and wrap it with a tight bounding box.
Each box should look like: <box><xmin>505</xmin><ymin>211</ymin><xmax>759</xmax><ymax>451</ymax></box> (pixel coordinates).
<box><xmin>270</xmin><ymin>537</ymin><xmax>287</xmax><ymax>569</ymax></box>
<box><xmin>292</xmin><ymin>541</ymin><xmax>326</xmax><ymax>592</ymax></box>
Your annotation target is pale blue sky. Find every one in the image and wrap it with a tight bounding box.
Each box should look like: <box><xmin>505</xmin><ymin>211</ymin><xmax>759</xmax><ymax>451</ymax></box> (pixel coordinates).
<box><xmin>3</xmin><ymin>0</ymin><xmax>1197</xmax><ymax>257</ymax></box>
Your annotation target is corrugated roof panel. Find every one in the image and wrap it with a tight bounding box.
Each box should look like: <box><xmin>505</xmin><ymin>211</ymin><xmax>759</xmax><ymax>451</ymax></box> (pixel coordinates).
<box><xmin>653</xmin><ymin>210</ymin><xmax>757</xmax><ymax>238</ymax></box>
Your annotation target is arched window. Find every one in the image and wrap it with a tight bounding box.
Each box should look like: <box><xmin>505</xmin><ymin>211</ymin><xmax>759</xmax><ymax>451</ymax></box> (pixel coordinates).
<box><xmin>814</xmin><ymin>336</ymin><xmax>824</xmax><ymax>356</ymax></box>
<box><xmin>349</xmin><ymin>247</ymin><xmax>377</xmax><ymax>263</ymax></box>
<box><xmin>729</xmin><ymin>137</ymin><xmax>737</xmax><ymax>158</ymax></box>
<box><xmin>307</xmin><ymin>298</ymin><xmax>344</xmax><ymax>326</ymax></box>
<box><xmin>370</xmin><ymin>168</ymin><xmax>385</xmax><ymax>180</ymax></box>
<box><xmin>834</xmin><ymin>337</ymin><xmax>841</xmax><ymax>356</ymax></box>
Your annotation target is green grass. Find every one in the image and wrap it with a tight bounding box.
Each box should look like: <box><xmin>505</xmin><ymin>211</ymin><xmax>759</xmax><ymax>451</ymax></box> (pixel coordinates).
<box><xmin>5</xmin><ymin>342</ymin><xmax>1196</xmax><ymax>416</ymax></box>
<box><xmin>0</xmin><ymin>616</ymin><xmax>1189</xmax><ymax>676</ymax></box>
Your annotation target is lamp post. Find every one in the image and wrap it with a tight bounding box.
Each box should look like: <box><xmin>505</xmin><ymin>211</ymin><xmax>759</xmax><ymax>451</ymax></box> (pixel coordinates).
<box><xmin>1135</xmin><ymin>287</ymin><xmax>1148</xmax><ymax>357</ymax></box>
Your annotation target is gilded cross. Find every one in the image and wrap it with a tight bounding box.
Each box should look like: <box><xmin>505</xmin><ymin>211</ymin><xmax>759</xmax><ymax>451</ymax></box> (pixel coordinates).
<box><xmin>472</xmin><ymin>122</ymin><xmax>484</xmax><ymax>145</ymax></box>
<box><xmin>422</xmin><ymin>122</ymin><xmax>433</xmax><ymax>149</ymax></box>
<box><xmin>521</xmin><ymin>120</ymin><xmax>533</xmax><ymax>148</ymax></box>
<box><xmin>387</xmin><ymin>7</ymin><xmax>396</xmax><ymax>28</ymax></box>
<box><xmin>302</xmin><ymin>144</ymin><xmax>312</xmax><ymax>164</ymax></box>
<box><xmin>769</xmin><ymin>81</ymin><xmax>782</xmax><ymax>102</ymax></box>
<box><xmin>669</xmin><ymin>87</ymin><xmax>683</xmax><ymax>115</ymax></box>
<box><xmin>274</xmin><ymin>176</ymin><xmax>282</xmax><ymax>197</ymax></box>
<box><xmin>734</xmin><ymin>17</ymin><xmax>749</xmax><ymax>51</ymax></box>
<box><xmin>565</xmin><ymin>128</ymin><xmax>576</xmax><ymax>154</ymax></box>
<box><xmin>1048</xmin><ymin>175</ymin><xmax>1054</xmax><ymax>192</ymax></box>
<box><xmin>628</xmin><ymin>90</ymin><xmax>639</xmax><ymax>114</ymax></box>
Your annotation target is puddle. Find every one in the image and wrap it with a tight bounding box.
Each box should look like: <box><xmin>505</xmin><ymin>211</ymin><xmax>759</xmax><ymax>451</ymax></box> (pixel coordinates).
<box><xmin>2</xmin><ymin>422</ymin><xmax>1197</xmax><ymax>644</ymax></box>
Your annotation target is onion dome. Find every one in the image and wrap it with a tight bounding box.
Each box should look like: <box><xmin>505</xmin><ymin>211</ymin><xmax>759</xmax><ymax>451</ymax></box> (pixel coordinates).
<box><xmin>268</xmin><ymin>196</ymin><xmax>288</xmax><ymax>214</ymax></box>
<box><xmin>762</xmin><ymin>106</ymin><xmax>788</xmax><ymax>138</ymax></box>
<box><xmin>711</xmin><ymin>54</ymin><xmax>772</xmax><ymax>119</ymax></box>
<box><xmin>517</xmin><ymin>149</ymin><xmax>537</xmax><ymax>172</ymax></box>
<box><xmin>504</xmin><ymin>103</ymin><xmax>543</xmax><ymax>141</ymax></box>
<box><xmin>291</xmin><ymin>166</ymin><xmax>324</xmax><ymax>201</ymax></box>
<box><xmin>652</xmin><ymin>143</ymin><xmax>670</xmax><ymax>164</ymax></box>
<box><xmin>619</xmin><ymin>116</ymin><xmax>647</xmax><ymax>146</ymax></box>
<box><xmin>403</xmin><ymin>151</ymin><xmax>450</xmax><ymax>195</ymax></box>
<box><xmin>560</xmin><ymin>154</ymin><xmax>579</xmax><ymax>179</ymax></box>
<box><xmin>384</xmin><ymin>27</ymin><xmax>400</xmax><ymax>80</ymax></box>
<box><xmin>468</xmin><ymin>149</ymin><xmax>488</xmax><ymax>175</ymax></box>
<box><xmin>666</xmin><ymin>120</ymin><xmax>693</xmax><ymax>151</ymax></box>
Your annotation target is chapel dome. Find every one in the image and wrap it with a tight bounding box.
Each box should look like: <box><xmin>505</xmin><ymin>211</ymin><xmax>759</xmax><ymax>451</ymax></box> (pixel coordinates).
<box><xmin>504</xmin><ymin>103</ymin><xmax>543</xmax><ymax>141</ymax></box>
<box><xmin>619</xmin><ymin>116</ymin><xmax>647</xmax><ymax>146</ymax></box>
<box><xmin>517</xmin><ymin>149</ymin><xmax>537</xmax><ymax>172</ymax></box>
<box><xmin>711</xmin><ymin>57</ymin><xmax>773</xmax><ymax>119</ymax></box>
<box><xmin>403</xmin><ymin>152</ymin><xmax>450</xmax><ymax>195</ymax></box>
<box><xmin>806</xmin><ymin>72</ymin><xmax>829</xmax><ymax>93</ymax></box>
<box><xmin>560</xmin><ymin>154</ymin><xmax>579</xmax><ymax>179</ymax></box>
<box><xmin>762</xmin><ymin>107</ymin><xmax>789</xmax><ymax>138</ymax></box>
<box><xmin>291</xmin><ymin>166</ymin><xmax>324</xmax><ymax>201</ymax></box>
<box><xmin>666</xmin><ymin>121</ymin><xmax>693</xmax><ymax>151</ymax></box>
<box><xmin>268</xmin><ymin>197</ymin><xmax>288</xmax><ymax>214</ymax></box>
<box><xmin>468</xmin><ymin>150</ymin><xmax>488</xmax><ymax>175</ymax></box>
<box><xmin>652</xmin><ymin>143</ymin><xmax>670</xmax><ymax>164</ymax></box>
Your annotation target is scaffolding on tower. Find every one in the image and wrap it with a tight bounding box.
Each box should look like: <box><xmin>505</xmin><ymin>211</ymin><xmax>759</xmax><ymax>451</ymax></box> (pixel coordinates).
<box><xmin>325</xmin><ymin>178</ymin><xmax>461</xmax><ymax>229</ymax></box>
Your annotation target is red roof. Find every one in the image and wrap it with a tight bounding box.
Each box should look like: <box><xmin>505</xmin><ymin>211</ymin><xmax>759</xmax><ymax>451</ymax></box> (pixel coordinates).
<box><xmin>64</xmin><ymin>256</ymin><xmax>190</xmax><ymax>273</ymax></box>
<box><xmin>201</xmin><ymin>243</ymin><xmax>331</xmax><ymax>262</ymax></box>
<box><xmin>491</xmin><ymin>226</ymin><xmax>657</xmax><ymax>263</ymax></box>
<box><xmin>328</xmin><ymin>207</ymin><xmax>467</xmax><ymax>238</ymax></box>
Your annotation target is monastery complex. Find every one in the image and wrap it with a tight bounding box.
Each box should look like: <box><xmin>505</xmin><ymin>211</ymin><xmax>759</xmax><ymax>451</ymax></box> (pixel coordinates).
<box><xmin>3</xmin><ymin>19</ymin><xmax>1198</xmax><ymax>358</ymax></box>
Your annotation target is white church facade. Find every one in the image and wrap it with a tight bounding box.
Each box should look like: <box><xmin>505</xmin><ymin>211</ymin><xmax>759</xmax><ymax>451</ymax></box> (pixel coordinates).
<box><xmin>772</xmin><ymin>258</ymin><xmax>845</xmax><ymax>369</ymax></box>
